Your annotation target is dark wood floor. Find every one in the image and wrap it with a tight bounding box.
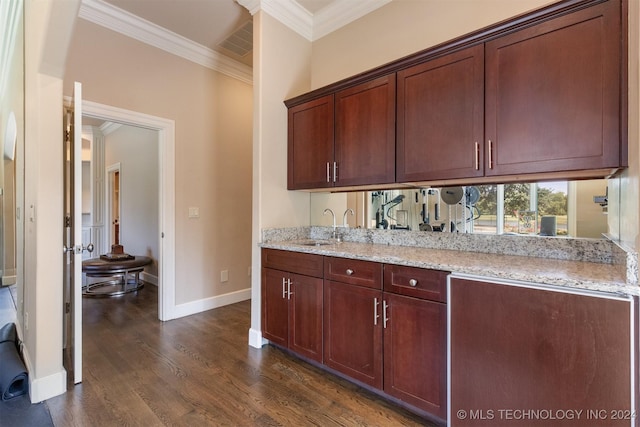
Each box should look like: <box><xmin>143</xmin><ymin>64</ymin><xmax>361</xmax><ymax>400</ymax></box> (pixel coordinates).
<box><xmin>46</xmin><ymin>285</ymin><xmax>438</xmax><ymax>426</ymax></box>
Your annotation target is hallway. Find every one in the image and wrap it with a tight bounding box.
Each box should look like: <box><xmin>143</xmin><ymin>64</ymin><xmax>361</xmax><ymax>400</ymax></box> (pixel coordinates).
<box><xmin>45</xmin><ymin>285</ymin><xmax>435</xmax><ymax>426</ymax></box>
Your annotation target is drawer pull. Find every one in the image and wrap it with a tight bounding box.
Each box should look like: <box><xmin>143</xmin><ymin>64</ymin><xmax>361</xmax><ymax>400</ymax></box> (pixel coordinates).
<box><xmin>346</xmin><ymin>269</ymin><xmax>354</xmax><ymax>276</ymax></box>
<box><xmin>409</xmin><ymin>279</ymin><xmax>418</xmax><ymax>287</ymax></box>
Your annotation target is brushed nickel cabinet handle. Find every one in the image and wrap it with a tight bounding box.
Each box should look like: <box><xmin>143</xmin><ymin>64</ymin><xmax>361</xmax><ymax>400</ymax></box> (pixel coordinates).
<box><xmin>474</xmin><ymin>141</ymin><xmax>480</xmax><ymax>170</ymax></box>
<box><xmin>346</xmin><ymin>268</ymin><xmax>354</xmax><ymax>276</ymax></box>
<box><xmin>373</xmin><ymin>297</ymin><xmax>379</xmax><ymax>325</ymax></box>
<box><xmin>409</xmin><ymin>279</ymin><xmax>418</xmax><ymax>287</ymax></box>
<box><xmin>282</xmin><ymin>277</ymin><xmax>287</xmax><ymax>299</ymax></box>
<box><xmin>383</xmin><ymin>300</ymin><xmax>389</xmax><ymax>329</ymax></box>
<box><xmin>488</xmin><ymin>140</ymin><xmax>493</xmax><ymax>169</ymax></box>
<box><xmin>333</xmin><ymin>161</ymin><xmax>337</xmax><ymax>183</ymax></box>
<box><xmin>326</xmin><ymin>162</ymin><xmax>330</xmax><ymax>183</ymax></box>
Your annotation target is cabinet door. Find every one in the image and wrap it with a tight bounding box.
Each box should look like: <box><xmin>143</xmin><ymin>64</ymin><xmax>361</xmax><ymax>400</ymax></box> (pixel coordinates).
<box><xmin>289</xmin><ymin>273</ymin><xmax>323</xmax><ymax>362</ymax></box>
<box><xmin>261</xmin><ymin>268</ymin><xmax>289</xmax><ymax>347</ymax></box>
<box><xmin>324</xmin><ymin>281</ymin><xmax>383</xmax><ymax>388</ymax></box>
<box><xmin>485</xmin><ymin>0</ymin><xmax>621</xmax><ymax>176</ymax></box>
<box><xmin>287</xmin><ymin>95</ymin><xmax>334</xmax><ymax>190</ymax></box>
<box><xmin>384</xmin><ymin>293</ymin><xmax>446</xmax><ymax>418</ymax></box>
<box><xmin>397</xmin><ymin>45</ymin><xmax>484</xmax><ymax>182</ymax></box>
<box><xmin>334</xmin><ymin>75</ymin><xmax>396</xmax><ymax>187</ymax></box>
<box><xmin>449</xmin><ymin>277</ymin><xmax>634</xmax><ymax>427</ymax></box>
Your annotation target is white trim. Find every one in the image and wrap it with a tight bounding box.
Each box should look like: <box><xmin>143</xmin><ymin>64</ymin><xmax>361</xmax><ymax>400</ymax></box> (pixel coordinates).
<box><xmin>78</xmin><ymin>0</ymin><xmax>253</xmax><ymax>85</ymax></box>
<box><xmin>78</xmin><ymin>98</ymin><xmax>177</xmax><ymax>321</ymax></box>
<box><xmin>237</xmin><ymin>0</ymin><xmax>391</xmax><ymax>41</ymax></box>
<box><xmin>2</xmin><ymin>274</ymin><xmax>16</xmax><ymax>286</ymax></box>
<box><xmin>312</xmin><ymin>0</ymin><xmax>391</xmax><ymax>40</ymax></box>
<box><xmin>248</xmin><ymin>327</ymin><xmax>266</xmax><ymax>349</ymax></box>
<box><xmin>172</xmin><ymin>288</ymin><xmax>251</xmax><ymax>319</ymax></box>
<box><xmin>140</xmin><ymin>271</ymin><xmax>158</xmax><ymax>286</ymax></box>
<box><xmin>23</xmin><ymin>339</ymin><xmax>66</xmax><ymax>403</ymax></box>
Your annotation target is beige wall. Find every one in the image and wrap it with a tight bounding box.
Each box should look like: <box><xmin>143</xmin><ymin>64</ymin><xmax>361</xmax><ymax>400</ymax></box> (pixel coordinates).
<box><xmin>104</xmin><ymin>125</ymin><xmax>159</xmax><ymax>277</ymax></box>
<box><xmin>310</xmin><ymin>0</ymin><xmax>554</xmax><ymax>90</ymax></box>
<box><xmin>249</xmin><ymin>11</ymin><xmax>312</xmax><ymax>345</ymax></box>
<box><xmin>64</xmin><ymin>20</ymin><xmax>253</xmax><ymax>305</ymax></box>
<box><xmin>24</xmin><ymin>0</ymin><xmax>81</xmax><ymax>402</ymax></box>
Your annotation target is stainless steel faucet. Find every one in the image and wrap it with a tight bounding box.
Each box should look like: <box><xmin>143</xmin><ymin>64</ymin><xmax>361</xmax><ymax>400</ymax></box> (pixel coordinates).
<box><xmin>343</xmin><ymin>208</ymin><xmax>354</xmax><ymax>227</ymax></box>
<box><xmin>323</xmin><ymin>208</ymin><xmax>338</xmax><ymax>240</ymax></box>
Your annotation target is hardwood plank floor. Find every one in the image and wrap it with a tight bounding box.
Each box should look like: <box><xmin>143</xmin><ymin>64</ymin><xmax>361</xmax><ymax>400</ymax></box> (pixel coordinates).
<box><xmin>46</xmin><ymin>285</ymin><xmax>439</xmax><ymax>426</ymax></box>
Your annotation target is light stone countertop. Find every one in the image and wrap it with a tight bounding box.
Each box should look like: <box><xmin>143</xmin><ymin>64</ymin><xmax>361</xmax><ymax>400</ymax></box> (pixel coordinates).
<box><xmin>261</xmin><ymin>239</ymin><xmax>636</xmax><ymax>297</ymax></box>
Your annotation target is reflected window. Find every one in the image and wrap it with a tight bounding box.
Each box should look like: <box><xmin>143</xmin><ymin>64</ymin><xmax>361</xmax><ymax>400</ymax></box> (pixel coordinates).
<box><xmin>474</xmin><ymin>182</ymin><xmax>568</xmax><ymax>236</ymax></box>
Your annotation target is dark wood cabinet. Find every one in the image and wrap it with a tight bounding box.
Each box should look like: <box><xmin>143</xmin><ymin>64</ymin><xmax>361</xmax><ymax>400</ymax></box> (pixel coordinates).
<box><xmin>286</xmin><ymin>0</ymin><xmax>626</xmax><ymax>190</ymax></box>
<box><xmin>334</xmin><ymin>75</ymin><xmax>396</xmax><ymax>187</ymax></box>
<box><xmin>383</xmin><ymin>293</ymin><xmax>446</xmax><ymax>419</ymax></box>
<box><xmin>383</xmin><ymin>265</ymin><xmax>448</xmax><ymax>419</ymax></box>
<box><xmin>287</xmin><ymin>95</ymin><xmax>334</xmax><ymax>190</ymax></box>
<box><xmin>287</xmin><ymin>75</ymin><xmax>396</xmax><ymax>190</ymax></box>
<box><xmin>449</xmin><ymin>276</ymin><xmax>635</xmax><ymax>427</ymax></box>
<box><xmin>397</xmin><ymin>45</ymin><xmax>484</xmax><ymax>182</ymax></box>
<box><xmin>323</xmin><ymin>258</ymin><xmax>449</xmax><ymax>420</ymax></box>
<box><xmin>323</xmin><ymin>280</ymin><xmax>383</xmax><ymax>388</ymax></box>
<box><xmin>323</xmin><ymin>257</ymin><xmax>383</xmax><ymax>387</ymax></box>
<box><xmin>261</xmin><ymin>249</ymin><xmax>324</xmax><ymax>362</ymax></box>
<box><xmin>485</xmin><ymin>0</ymin><xmax>623</xmax><ymax>176</ymax></box>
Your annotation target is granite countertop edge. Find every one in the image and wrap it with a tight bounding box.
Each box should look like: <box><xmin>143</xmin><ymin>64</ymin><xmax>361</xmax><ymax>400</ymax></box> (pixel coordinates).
<box><xmin>260</xmin><ymin>240</ymin><xmax>638</xmax><ymax>297</ymax></box>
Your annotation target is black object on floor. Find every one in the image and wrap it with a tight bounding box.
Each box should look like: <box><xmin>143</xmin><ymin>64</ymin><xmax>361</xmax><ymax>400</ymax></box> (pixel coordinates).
<box><xmin>0</xmin><ymin>322</ymin><xmax>28</xmax><ymax>401</ymax></box>
<box><xmin>0</xmin><ymin>393</ymin><xmax>54</xmax><ymax>427</ymax></box>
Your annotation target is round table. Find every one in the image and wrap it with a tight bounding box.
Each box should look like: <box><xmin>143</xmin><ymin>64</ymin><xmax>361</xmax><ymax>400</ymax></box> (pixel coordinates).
<box><xmin>82</xmin><ymin>256</ymin><xmax>152</xmax><ymax>297</ymax></box>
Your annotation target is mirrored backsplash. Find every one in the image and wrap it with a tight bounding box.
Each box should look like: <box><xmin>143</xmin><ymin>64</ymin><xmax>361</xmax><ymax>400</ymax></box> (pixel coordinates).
<box><xmin>311</xmin><ymin>179</ymin><xmax>610</xmax><ymax>240</ymax></box>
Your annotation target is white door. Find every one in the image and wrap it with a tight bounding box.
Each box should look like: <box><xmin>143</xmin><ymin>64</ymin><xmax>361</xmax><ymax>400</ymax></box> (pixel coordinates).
<box><xmin>63</xmin><ymin>82</ymin><xmax>85</xmax><ymax>384</ymax></box>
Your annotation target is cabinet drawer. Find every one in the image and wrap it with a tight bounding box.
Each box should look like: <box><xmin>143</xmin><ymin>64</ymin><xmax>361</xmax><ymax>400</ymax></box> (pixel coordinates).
<box><xmin>324</xmin><ymin>257</ymin><xmax>382</xmax><ymax>289</ymax></box>
<box><xmin>384</xmin><ymin>265</ymin><xmax>448</xmax><ymax>303</ymax></box>
<box><xmin>262</xmin><ymin>248</ymin><xmax>323</xmax><ymax>278</ymax></box>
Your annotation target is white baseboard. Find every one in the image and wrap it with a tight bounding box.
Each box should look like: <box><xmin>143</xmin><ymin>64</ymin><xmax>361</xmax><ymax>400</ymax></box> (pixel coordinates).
<box><xmin>21</xmin><ymin>347</ymin><xmax>66</xmax><ymax>403</ymax></box>
<box><xmin>2</xmin><ymin>275</ymin><xmax>16</xmax><ymax>286</ymax></box>
<box><xmin>248</xmin><ymin>327</ymin><xmax>266</xmax><ymax>349</ymax></box>
<box><xmin>172</xmin><ymin>288</ymin><xmax>251</xmax><ymax>319</ymax></box>
<box><xmin>140</xmin><ymin>271</ymin><xmax>158</xmax><ymax>286</ymax></box>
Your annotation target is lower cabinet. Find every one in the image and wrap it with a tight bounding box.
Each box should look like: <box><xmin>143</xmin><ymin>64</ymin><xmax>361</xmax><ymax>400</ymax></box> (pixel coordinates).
<box><xmin>262</xmin><ymin>251</ymin><xmax>449</xmax><ymax>421</ymax></box>
<box><xmin>261</xmin><ymin>249</ymin><xmax>323</xmax><ymax>362</ymax></box>
<box><xmin>449</xmin><ymin>275</ymin><xmax>636</xmax><ymax>427</ymax></box>
<box><xmin>383</xmin><ymin>293</ymin><xmax>446</xmax><ymax>419</ymax></box>
<box><xmin>323</xmin><ymin>257</ymin><xmax>447</xmax><ymax>419</ymax></box>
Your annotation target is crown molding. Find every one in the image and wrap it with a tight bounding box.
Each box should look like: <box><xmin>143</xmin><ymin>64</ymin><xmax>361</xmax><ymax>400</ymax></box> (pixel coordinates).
<box><xmin>237</xmin><ymin>0</ymin><xmax>390</xmax><ymax>41</ymax></box>
<box><xmin>79</xmin><ymin>0</ymin><xmax>253</xmax><ymax>85</ymax></box>
<box><xmin>313</xmin><ymin>0</ymin><xmax>391</xmax><ymax>40</ymax></box>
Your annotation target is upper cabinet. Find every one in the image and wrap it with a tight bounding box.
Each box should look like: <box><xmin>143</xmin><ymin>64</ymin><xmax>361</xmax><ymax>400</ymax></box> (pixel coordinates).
<box><xmin>287</xmin><ymin>76</ymin><xmax>395</xmax><ymax>190</ymax></box>
<box><xmin>286</xmin><ymin>0</ymin><xmax>626</xmax><ymax>191</ymax></box>
<box><xmin>334</xmin><ymin>75</ymin><xmax>396</xmax><ymax>187</ymax></box>
<box><xmin>287</xmin><ymin>95</ymin><xmax>334</xmax><ymax>190</ymax></box>
<box><xmin>485</xmin><ymin>0</ymin><xmax>623</xmax><ymax>177</ymax></box>
<box><xmin>397</xmin><ymin>45</ymin><xmax>485</xmax><ymax>182</ymax></box>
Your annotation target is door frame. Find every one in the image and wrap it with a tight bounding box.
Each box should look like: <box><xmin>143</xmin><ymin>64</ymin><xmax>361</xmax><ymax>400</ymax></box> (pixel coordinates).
<box><xmin>82</xmin><ymin>100</ymin><xmax>176</xmax><ymax>321</ymax></box>
<box><xmin>105</xmin><ymin>162</ymin><xmax>121</xmax><ymax>251</ymax></box>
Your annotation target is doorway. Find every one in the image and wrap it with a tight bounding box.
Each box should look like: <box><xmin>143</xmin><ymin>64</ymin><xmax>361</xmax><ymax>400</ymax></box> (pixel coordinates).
<box><xmin>82</xmin><ymin>100</ymin><xmax>176</xmax><ymax>321</ymax></box>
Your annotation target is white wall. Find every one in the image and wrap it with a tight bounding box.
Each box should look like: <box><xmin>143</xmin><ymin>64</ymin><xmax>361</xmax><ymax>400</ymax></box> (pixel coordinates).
<box><xmin>104</xmin><ymin>125</ymin><xmax>159</xmax><ymax>277</ymax></box>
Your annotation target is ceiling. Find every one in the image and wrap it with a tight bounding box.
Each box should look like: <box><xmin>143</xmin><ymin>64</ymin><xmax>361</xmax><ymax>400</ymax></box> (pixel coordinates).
<box><xmin>100</xmin><ymin>0</ymin><xmax>335</xmax><ymax>68</ymax></box>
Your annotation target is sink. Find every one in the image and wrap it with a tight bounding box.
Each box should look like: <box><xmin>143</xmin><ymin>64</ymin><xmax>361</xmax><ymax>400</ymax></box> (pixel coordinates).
<box><xmin>298</xmin><ymin>240</ymin><xmax>333</xmax><ymax>246</ymax></box>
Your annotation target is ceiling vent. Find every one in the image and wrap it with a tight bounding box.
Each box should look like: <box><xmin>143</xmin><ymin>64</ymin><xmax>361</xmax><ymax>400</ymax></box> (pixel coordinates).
<box><xmin>218</xmin><ymin>20</ymin><xmax>253</xmax><ymax>57</ymax></box>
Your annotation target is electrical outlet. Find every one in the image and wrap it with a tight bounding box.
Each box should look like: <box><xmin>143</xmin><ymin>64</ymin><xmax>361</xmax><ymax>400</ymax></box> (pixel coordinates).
<box><xmin>24</xmin><ymin>312</ymin><xmax>28</xmax><ymax>330</ymax></box>
<box><xmin>220</xmin><ymin>270</ymin><xmax>229</xmax><ymax>282</ymax></box>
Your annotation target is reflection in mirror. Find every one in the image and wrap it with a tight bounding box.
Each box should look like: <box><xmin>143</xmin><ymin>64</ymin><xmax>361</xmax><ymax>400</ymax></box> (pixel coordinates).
<box><xmin>312</xmin><ymin>179</ymin><xmax>610</xmax><ymax>239</ymax></box>
<box><xmin>0</xmin><ymin>0</ymin><xmax>23</xmax><ymax>324</ymax></box>
<box><xmin>366</xmin><ymin>180</ymin><xmax>608</xmax><ymax>238</ymax></box>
